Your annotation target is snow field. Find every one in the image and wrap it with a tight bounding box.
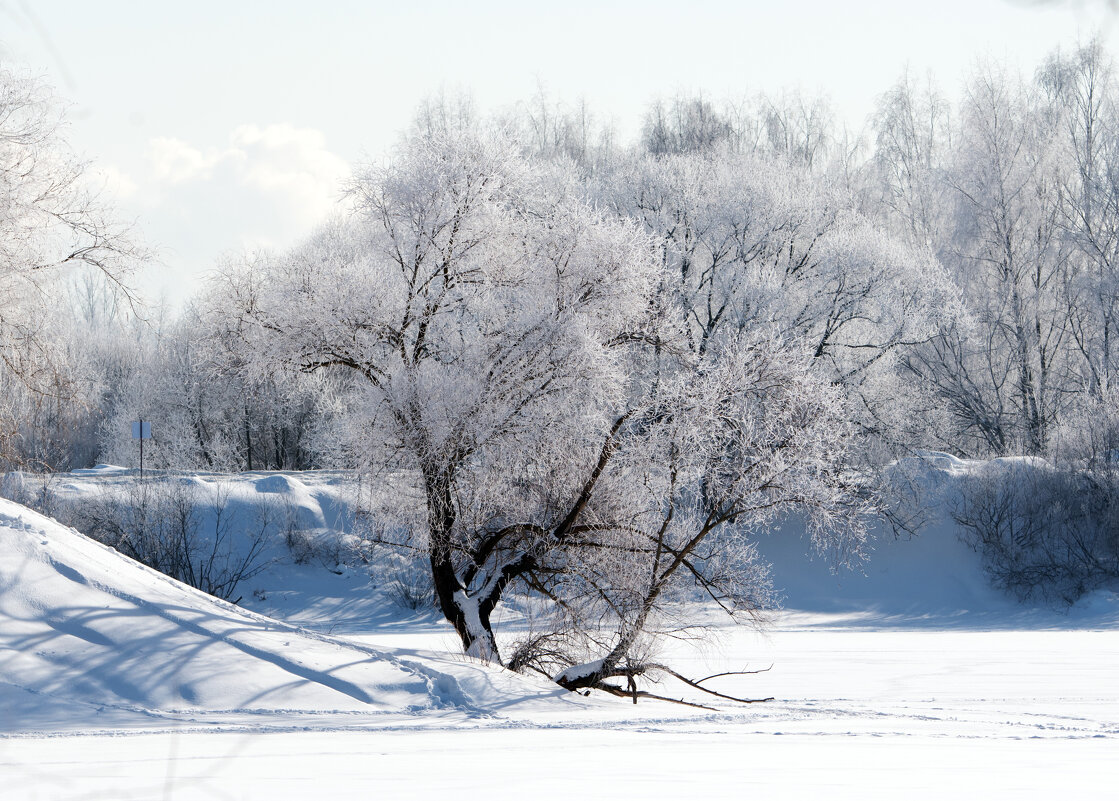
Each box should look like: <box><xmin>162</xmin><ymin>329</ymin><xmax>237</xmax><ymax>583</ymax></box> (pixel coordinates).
<box><xmin>1</xmin><ymin>465</ymin><xmax>1116</xmax><ymax>798</ymax></box>
<box><xmin>4</xmin><ymin>726</ymin><xmax>1117</xmax><ymax>800</ymax></box>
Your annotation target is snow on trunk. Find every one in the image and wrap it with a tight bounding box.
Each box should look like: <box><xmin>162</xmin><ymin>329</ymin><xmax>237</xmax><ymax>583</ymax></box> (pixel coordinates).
<box><xmin>453</xmin><ymin>589</ymin><xmax>499</xmax><ymax>662</ymax></box>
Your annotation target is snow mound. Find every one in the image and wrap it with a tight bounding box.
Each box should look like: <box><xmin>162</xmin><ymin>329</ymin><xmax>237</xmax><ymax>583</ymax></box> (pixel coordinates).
<box><xmin>758</xmin><ymin>455</ymin><xmax>1119</xmax><ymax>626</ymax></box>
<box><xmin>0</xmin><ymin>498</ymin><xmax>581</xmax><ymax>734</ymax></box>
<box><xmin>68</xmin><ymin>464</ymin><xmax>129</xmax><ymax>476</ymax></box>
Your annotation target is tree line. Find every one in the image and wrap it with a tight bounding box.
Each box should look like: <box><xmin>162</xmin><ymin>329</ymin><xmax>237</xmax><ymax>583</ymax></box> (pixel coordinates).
<box><xmin>11</xmin><ymin>42</ymin><xmax>1119</xmax><ymax>475</ymax></box>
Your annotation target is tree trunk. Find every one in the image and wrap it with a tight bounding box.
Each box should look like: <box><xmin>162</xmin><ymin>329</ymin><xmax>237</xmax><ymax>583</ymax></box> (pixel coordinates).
<box><xmin>421</xmin><ymin>461</ymin><xmax>502</xmax><ymax>663</ymax></box>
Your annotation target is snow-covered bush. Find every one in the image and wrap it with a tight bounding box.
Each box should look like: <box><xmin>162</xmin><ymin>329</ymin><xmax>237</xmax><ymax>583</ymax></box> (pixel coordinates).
<box><xmin>952</xmin><ymin>459</ymin><xmax>1119</xmax><ymax>605</ymax></box>
<box><xmin>47</xmin><ymin>478</ymin><xmax>273</xmax><ymax>602</ymax></box>
<box><xmin>952</xmin><ymin>390</ymin><xmax>1119</xmax><ymax>606</ymax></box>
<box><xmin>379</xmin><ymin>548</ymin><xmax>436</xmax><ymax>611</ymax></box>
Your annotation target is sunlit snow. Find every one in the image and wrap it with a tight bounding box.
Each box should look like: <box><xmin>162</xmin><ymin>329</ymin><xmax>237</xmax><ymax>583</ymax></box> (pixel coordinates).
<box><xmin>1</xmin><ymin>466</ymin><xmax>1115</xmax><ymax>799</ymax></box>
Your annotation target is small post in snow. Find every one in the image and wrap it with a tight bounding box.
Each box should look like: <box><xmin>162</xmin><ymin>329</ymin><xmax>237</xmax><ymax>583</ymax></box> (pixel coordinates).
<box><xmin>131</xmin><ymin>420</ymin><xmax>152</xmax><ymax>480</ymax></box>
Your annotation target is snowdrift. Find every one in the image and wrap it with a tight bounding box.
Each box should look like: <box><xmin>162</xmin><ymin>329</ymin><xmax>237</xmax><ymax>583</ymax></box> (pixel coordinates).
<box><xmin>0</xmin><ymin>496</ymin><xmax>585</xmax><ymax>735</ymax></box>
<box><xmin>758</xmin><ymin>452</ymin><xmax>1119</xmax><ymax>625</ymax></box>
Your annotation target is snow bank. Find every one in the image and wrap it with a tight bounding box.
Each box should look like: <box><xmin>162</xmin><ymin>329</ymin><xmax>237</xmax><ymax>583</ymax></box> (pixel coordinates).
<box><xmin>0</xmin><ymin>496</ymin><xmax>582</xmax><ymax>734</ymax></box>
<box><xmin>757</xmin><ymin>454</ymin><xmax>1119</xmax><ymax>625</ymax></box>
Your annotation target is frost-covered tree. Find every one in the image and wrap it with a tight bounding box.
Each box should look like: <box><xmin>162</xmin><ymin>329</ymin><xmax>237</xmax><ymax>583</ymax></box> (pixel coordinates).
<box><xmin>758</xmin><ymin>89</ymin><xmax>836</xmax><ymax>171</ymax></box>
<box><xmin>600</xmin><ymin>150</ymin><xmax>956</xmax><ymax>460</ymax></box>
<box><xmin>639</xmin><ymin>91</ymin><xmax>837</xmax><ymax>171</ymax></box>
<box><xmin>642</xmin><ymin>95</ymin><xmax>735</xmax><ymax>157</ymax></box>
<box><xmin>869</xmin><ymin>70</ymin><xmax>954</xmax><ymax>251</ymax></box>
<box><xmin>11</xmin><ymin>273</ymin><xmax>132</xmax><ymax>469</ymax></box>
<box><xmin>905</xmin><ymin>65</ymin><xmax>1074</xmax><ymax>455</ymax></box>
<box><xmin>95</xmin><ymin>298</ymin><xmax>332</xmax><ymax>472</ymax></box>
<box><xmin>220</xmin><ymin>129</ymin><xmax>867</xmax><ymax>692</ymax></box>
<box><xmin>0</xmin><ymin>64</ymin><xmax>139</xmax><ymax>466</ymax></box>
<box><xmin>1039</xmin><ymin>40</ymin><xmax>1119</xmax><ymax>397</ymax></box>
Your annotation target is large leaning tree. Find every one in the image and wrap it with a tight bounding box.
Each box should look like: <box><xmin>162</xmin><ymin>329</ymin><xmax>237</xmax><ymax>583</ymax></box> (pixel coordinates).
<box><xmin>212</xmin><ymin>129</ymin><xmax>869</xmax><ymax>694</ymax></box>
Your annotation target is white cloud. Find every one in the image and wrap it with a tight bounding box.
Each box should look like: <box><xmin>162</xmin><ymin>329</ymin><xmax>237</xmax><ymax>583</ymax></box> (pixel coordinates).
<box><xmin>227</xmin><ymin>123</ymin><xmax>350</xmax><ymax>224</ymax></box>
<box><xmin>88</xmin><ymin>164</ymin><xmax>139</xmax><ymax>201</ymax></box>
<box><xmin>107</xmin><ymin>123</ymin><xmax>352</xmax><ymax>304</ymax></box>
<box><xmin>138</xmin><ymin>124</ymin><xmax>350</xmax><ymax>233</ymax></box>
<box><xmin>146</xmin><ymin>137</ymin><xmax>224</xmax><ymax>184</ymax></box>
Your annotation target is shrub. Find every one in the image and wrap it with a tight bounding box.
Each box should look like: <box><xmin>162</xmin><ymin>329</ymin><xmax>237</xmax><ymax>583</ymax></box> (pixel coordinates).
<box><xmin>952</xmin><ymin>459</ymin><xmax>1119</xmax><ymax>605</ymax></box>
<box><xmin>53</xmin><ymin>478</ymin><xmax>271</xmax><ymax>602</ymax></box>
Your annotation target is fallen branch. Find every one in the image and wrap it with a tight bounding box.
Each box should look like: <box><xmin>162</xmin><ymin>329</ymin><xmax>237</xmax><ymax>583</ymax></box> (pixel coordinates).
<box><xmin>591</xmin><ymin>682</ymin><xmax>718</xmax><ymax>710</ymax></box>
<box><xmin>648</xmin><ymin>663</ymin><xmax>774</xmax><ymax>704</ymax></box>
<box><xmin>558</xmin><ymin>659</ymin><xmax>775</xmax><ymax>707</ymax></box>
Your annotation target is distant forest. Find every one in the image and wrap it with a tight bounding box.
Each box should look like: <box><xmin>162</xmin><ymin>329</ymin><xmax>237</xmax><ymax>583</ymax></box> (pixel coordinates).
<box><xmin>5</xmin><ymin>42</ymin><xmax>1119</xmax><ymax>476</ymax></box>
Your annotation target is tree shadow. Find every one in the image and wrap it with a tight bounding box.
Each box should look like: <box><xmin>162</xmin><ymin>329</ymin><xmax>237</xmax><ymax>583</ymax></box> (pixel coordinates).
<box><xmin>0</xmin><ymin>544</ymin><xmax>477</xmax><ymax>735</ymax></box>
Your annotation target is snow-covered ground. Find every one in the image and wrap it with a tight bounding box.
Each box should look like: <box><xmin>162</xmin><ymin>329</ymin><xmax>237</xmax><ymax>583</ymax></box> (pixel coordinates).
<box><xmin>1</xmin><ymin>465</ymin><xmax>1117</xmax><ymax>799</ymax></box>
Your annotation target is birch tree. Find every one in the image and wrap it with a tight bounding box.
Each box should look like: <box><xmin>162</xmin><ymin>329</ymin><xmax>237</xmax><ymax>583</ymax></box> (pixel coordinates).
<box><xmin>1040</xmin><ymin>40</ymin><xmax>1119</xmax><ymax>397</ymax></box>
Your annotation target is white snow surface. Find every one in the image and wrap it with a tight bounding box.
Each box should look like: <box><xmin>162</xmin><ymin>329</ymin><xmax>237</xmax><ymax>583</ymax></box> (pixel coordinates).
<box><xmin>1</xmin><ymin>464</ymin><xmax>1117</xmax><ymax>799</ymax></box>
<box><xmin>0</xmin><ymin>495</ymin><xmax>591</xmax><ymax>735</ymax></box>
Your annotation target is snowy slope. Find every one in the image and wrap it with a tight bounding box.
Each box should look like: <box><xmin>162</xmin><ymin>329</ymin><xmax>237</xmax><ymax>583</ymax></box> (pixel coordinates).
<box><xmin>4</xmin><ymin>459</ymin><xmax>1116</xmax><ymax>738</ymax></box>
<box><xmin>0</xmin><ymin>497</ymin><xmax>596</xmax><ymax>735</ymax></box>
<box><xmin>28</xmin><ymin>458</ymin><xmax>1117</xmax><ymax>626</ymax></box>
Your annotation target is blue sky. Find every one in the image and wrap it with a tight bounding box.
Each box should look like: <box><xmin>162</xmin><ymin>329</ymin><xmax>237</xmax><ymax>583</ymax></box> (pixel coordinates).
<box><xmin>1</xmin><ymin>0</ymin><xmax>1115</xmax><ymax>304</ymax></box>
